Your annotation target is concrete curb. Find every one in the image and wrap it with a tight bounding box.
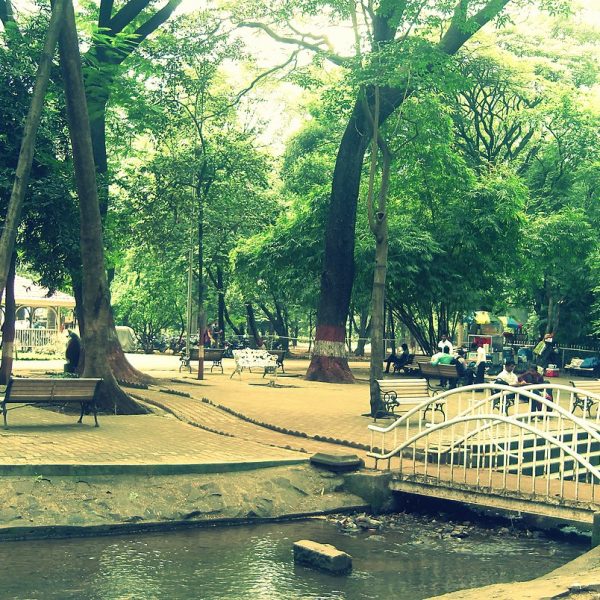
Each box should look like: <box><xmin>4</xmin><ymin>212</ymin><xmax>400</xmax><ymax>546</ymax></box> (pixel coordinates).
<box><xmin>0</xmin><ymin>458</ymin><xmax>309</xmax><ymax>477</ymax></box>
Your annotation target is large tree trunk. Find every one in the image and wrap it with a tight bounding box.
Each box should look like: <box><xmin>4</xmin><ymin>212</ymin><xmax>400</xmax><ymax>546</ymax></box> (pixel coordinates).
<box><xmin>245</xmin><ymin>303</ymin><xmax>261</xmax><ymax>347</ymax></box>
<box><xmin>58</xmin><ymin>1</ymin><xmax>146</xmax><ymax>414</ymax></box>
<box><xmin>81</xmin><ymin>1</ymin><xmax>182</xmax><ymax>383</ymax></box>
<box><xmin>305</xmin><ymin>2</ymin><xmax>513</xmax><ymax>383</ymax></box>
<box><xmin>306</xmin><ymin>89</ymin><xmax>404</xmax><ymax>383</ymax></box>
<box><xmin>305</xmin><ymin>98</ymin><xmax>371</xmax><ymax>383</ymax></box>
<box><xmin>0</xmin><ymin>253</ymin><xmax>17</xmax><ymax>385</ymax></box>
<box><xmin>0</xmin><ymin>0</ymin><xmax>67</xmax><ymax>301</ymax></box>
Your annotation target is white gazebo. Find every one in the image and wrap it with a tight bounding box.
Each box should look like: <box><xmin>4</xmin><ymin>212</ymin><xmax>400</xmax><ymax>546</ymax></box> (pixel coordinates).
<box><xmin>2</xmin><ymin>275</ymin><xmax>77</xmax><ymax>349</ymax></box>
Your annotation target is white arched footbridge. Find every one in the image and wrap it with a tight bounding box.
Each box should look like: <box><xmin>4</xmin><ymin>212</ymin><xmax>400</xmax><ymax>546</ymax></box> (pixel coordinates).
<box><xmin>368</xmin><ymin>383</ymin><xmax>600</xmax><ymax>524</ymax></box>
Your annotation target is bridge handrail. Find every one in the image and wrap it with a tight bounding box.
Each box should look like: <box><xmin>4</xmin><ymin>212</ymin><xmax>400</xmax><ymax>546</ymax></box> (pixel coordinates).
<box><xmin>368</xmin><ymin>383</ymin><xmax>600</xmax><ymax>435</ymax></box>
<box><xmin>430</xmin><ymin>410</ymin><xmax>600</xmax><ymax>458</ymax></box>
<box><xmin>367</xmin><ymin>413</ymin><xmax>600</xmax><ymax>482</ymax></box>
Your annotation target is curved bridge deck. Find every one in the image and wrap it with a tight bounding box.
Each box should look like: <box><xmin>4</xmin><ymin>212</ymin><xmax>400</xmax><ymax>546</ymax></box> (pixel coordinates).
<box><xmin>369</xmin><ymin>383</ymin><xmax>600</xmax><ymax>523</ymax></box>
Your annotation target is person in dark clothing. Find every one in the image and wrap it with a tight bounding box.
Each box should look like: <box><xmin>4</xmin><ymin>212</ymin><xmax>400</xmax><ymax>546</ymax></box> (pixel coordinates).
<box><xmin>517</xmin><ymin>366</ymin><xmax>552</xmax><ymax>412</ymax></box>
<box><xmin>65</xmin><ymin>330</ymin><xmax>81</xmax><ymax>373</ymax></box>
<box><xmin>455</xmin><ymin>349</ymin><xmax>473</xmax><ymax>385</ymax></box>
<box><xmin>385</xmin><ymin>343</ymin><xmax>410</xmax><ymax>373</ymax></box>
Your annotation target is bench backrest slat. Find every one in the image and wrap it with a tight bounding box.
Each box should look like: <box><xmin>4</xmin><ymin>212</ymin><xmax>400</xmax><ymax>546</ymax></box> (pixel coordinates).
<box><xmin>4</xmin><ymin>378</ymin><xmax>101</xmax><ymax>404</ymax></box>
<box><xmin>376</xmin><ymin>379</ymin><xmax>429</xmax><ymax>398</ymax></box>
<box><xmin>437</xmin><ymin>364</ymin><xmax>459</xmax><ymax>377</ymax></box>
<box><xmin>571</xmin><ymin>380</ymin><xmax>600</xmax><ymax>394</ymax></box>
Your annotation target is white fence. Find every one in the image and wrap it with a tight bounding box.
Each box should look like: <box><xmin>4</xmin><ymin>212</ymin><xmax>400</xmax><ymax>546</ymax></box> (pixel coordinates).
<box><xmin>13</xmin><ymin>328</ymin><xmax>62</xmax><ymax>350</ymax></box>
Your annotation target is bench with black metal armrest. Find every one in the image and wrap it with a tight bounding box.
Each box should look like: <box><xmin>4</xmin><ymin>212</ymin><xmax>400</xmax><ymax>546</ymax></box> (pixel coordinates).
<box><xmin>570</xmin><ymin>379</ymin><xmax>600</xmax><ymax>418</ymax></box>
<box><xmin>375</xmin><ymin>378</ymin><xmax>446</xmax><ymax>421</ymax></box>
<box><xmin>179</xmin><ymin>348</ymin><xmax>225</xmax><ymax>373</ymax></box>
<box><xmin>1</xmin><ymin>377</ymin><xmax>102</xmax><ymax>428</ymax></box>
<box><xmin>267</xmin><ymin>349</ymin><xmax>286</xmax><ymax>373</ymax></box>
<box><xmin>418</xmin><ymin>362</ymin><xmax>461</xmax><ymax>391</ymax></box>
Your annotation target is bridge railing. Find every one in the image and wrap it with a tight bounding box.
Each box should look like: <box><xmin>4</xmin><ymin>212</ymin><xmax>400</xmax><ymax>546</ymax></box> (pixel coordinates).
<box><xmin>368</xmin><ymin>383</ymin><xmax>600</xmax><ymax>505</ymax></box>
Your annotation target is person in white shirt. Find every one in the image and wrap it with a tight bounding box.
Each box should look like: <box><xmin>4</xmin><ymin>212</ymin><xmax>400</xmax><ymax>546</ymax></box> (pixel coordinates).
<box><xmin>496</xmin><ymin>361</ymin><xmax>519</xmax><ymax>386</ymax></box>
<box><xmin>438</xmin><ymin>334</ymin><xmax>453</xmax><ymax>354</ymax></box>
<box><xmin>472</xmin><ymin>341</ymin><xmax>487</xmax><ymax>384</ymax></box>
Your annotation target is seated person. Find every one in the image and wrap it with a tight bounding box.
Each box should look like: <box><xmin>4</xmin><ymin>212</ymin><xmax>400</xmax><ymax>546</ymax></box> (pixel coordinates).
<box><xmin>496</xmin><ymin>360</ymin><xmax>519</xmax><ymax>386</ymax></box>
<box><xmin>493</xmin><ymin>360</ymin><xmax>520</xmax><ymax>406</ymax></box>
<box><xmin>455</xmin><ymin>349</ymin><xmax>474</xmax><ymax>385</ymax></box>
<box><xmin>431</xmin><ymin>346</ymin><xmax>454</xmax><ymax>365</ymax></box>
<box><xmin>432</xmin><ymin>346</ymin><xmax>455</xmax><ymax>387</ymax></box>
<box><xmin>385</xmin><ymin>343</ymin><xmax>410</xmax><ymax>373</ymax></box>
<box><xmin>517</xmin><ymin>366</ymin><xmax>551</xmax><ymax>412</ymax></box>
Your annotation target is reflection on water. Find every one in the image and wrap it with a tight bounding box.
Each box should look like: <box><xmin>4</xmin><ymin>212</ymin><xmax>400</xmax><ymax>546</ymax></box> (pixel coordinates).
<box><xmin>0</xmin><ymin>518</ymin><xmax>585</xmax><ymax>600</ymax></box>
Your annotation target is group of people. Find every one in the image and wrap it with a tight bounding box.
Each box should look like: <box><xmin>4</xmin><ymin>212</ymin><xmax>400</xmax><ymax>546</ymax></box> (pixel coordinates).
<box><xmin>494</xmin><ymin>360</ymin><xmax>551</xmax><ymax>412</ymax></box>
<box><xmin>385</xmin><ymin>333</ymin><xmax>489</xmax><ymax>386</ymax></box>
<box><xmin>385</xmin><ymin>332</ymin><xmax>552</xmax><ymax>411</ymax></box>
<box><xmin>428</xmin><ymin>334</ymin><xmax>487</xmax><ymax>387</ymax></box>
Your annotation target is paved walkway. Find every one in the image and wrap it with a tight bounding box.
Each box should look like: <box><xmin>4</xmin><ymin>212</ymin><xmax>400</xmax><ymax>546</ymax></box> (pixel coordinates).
<box><xmin>3</xmin><ymin>355</ymin><xmax>377</xmax><ymax>474</ymax></box>
<box><xmin>3</xmin><ymin>354</ymin><xmax>584</xmax><ymax>475</ymax></box>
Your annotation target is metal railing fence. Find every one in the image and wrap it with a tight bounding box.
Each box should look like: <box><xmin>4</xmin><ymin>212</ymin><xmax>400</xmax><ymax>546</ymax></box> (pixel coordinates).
<box><xmin>368</xmin><ymin>383</ymin><xmax>600</xmax><ymax>506</ymax></box>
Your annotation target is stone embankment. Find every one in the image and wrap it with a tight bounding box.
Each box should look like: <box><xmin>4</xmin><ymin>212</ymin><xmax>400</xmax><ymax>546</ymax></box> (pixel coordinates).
<box><xmin>0</xmin><ymin>464</ymin><xmax>368</xmax><ymax>540</ymax></box>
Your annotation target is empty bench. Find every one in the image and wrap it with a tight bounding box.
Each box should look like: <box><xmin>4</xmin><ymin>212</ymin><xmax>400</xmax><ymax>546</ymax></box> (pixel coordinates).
<box><xmin>179</xmin><ymin>348</ymin><xmax>226</xmax><ymax>373</ymax></box>
<box><xmin>570</xmin><ymin>380</ymin><xmax>600</xmax><ymax>417</ymax></box>
<box><xmin>1</xmin><ymin>377</ymin><xmax>102</xmax><ymax>428</ymax></box>
<box><xmin>230</xmin><ymin>348</ymin><xmax>278</xmax><ymax>380</ymax></box>
<box><xmin>375</xmin><ymin>378</ymin><xmax>446</xmax><ymax>420</ymax></box>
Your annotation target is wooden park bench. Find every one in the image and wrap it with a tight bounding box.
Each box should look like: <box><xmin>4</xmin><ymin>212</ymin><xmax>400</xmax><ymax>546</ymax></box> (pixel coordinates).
<box><xmin>565</xmin><ymin>358</ymin><xmax>598</xmax><ymax>378</ymax></box>
<box><xmin>1</xmin><ymin>377</ymin><xmax>102</xmax><ymax>428</ymax></box>
<box><xmin>418</xmin><ymin>361</ymin><xmax>461</xmax><ymax>391</ymax></box>
<box><xmin>375</xmin><ymin>378</ymin><xmax>446</xmax><ymax>421</ymax></box>
<box><xmin>179</xmin><ymin>348</ymin><xmax>226</xmax><ymax>373</ymax></box>
<box><xmin>391</xmin><ymin>353</ymin><xmax>420</xmax><ymax>375</ymax></box>
<box><xmin>570</xmin><ymin>379</ymin><xmax>600</xmax><ymax>418</ymax></box>
<box><xmin>230</xmin><ymin>348</ymin><xmax>278</xmax><ymax>380</ymax></box>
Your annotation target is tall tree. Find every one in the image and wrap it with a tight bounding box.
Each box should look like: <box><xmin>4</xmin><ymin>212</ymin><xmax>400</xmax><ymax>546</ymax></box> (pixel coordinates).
<box><xmin>236</xmin><ymin>0</ymin><xmax>571</xmax><ymax>382</ymax></box>
<box><xmin>0</xmin><ymin>0</ymin><xmax>67</xmax><ymax>310</ymax></box>
<box><xmin>58</xmin><ymin>0</ymin><xmax>145</xmax><ymax>413</ymax></box>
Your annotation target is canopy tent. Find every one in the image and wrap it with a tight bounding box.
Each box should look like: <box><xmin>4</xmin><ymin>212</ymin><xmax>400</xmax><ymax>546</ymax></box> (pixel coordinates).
<box><xmin>116</xmin><ymin>326</ymin><xmax>138</xmax><ymax>353</ymax></box>
<box><xmin>498</xmin><ymin>316</ymin><xmax>522</xmax><ymax>330</ymax></box>
<box><xmin>473</xmin><ymin>311</ymin><xmax>491</xmax><ymax>325</ymax></box>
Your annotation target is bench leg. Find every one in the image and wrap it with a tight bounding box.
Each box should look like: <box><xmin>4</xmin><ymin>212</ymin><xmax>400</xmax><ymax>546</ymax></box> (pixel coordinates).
<box><xmin>2</xmin><ymin>401</ymin><xmax>7</xmax><ymax>428</ymax></box>
<box><xmin>78</xmin><ymin>401</ymin><xmax>85</xmax><ymax>424</ymax></box>
<box><xmin>436</xmin><ymin>404</ymin><xmax>446</xmax><ymax>421</ymax></box>
<box><xmin>92</xmin><ymin>402</ymin><xmax>99</xmax><ymax>427</ymax></box>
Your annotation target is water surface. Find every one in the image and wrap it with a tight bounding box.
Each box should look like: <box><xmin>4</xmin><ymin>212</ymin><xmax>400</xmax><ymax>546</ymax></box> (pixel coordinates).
<box><xmin>0</xmin><ymin>516</ymin><xmax>585</xmax><ymax>599</ymax></box>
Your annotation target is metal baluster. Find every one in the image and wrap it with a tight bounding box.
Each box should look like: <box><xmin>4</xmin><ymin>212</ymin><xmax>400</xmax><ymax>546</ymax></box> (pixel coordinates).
<box><xmin>544</xmin><ymin>408</ymin><xmax>551</xmax><ymax>499</ymax></box>
<box><xmin>574</xmin><ymin>422</ymin><xmax>581</xmax><ymax>501</ymax></box>
<box><xmin>559</xmin><ymin>411</ymin><xmax>566</xmax><ymax>499</ymax></box>
<box><xmin>450</xmin><ymin>411</ymin><xmax>456</xmax><ymax>484</ymax></box>
<box><xmin>463</xmin><ymin>409</ymin><xmax>469</xmax><ymax>484</ymax></box>
<box><xmin>503</xmin><ymin>418</ymin><xmax>510</xmax><ymax>491</ymax></box>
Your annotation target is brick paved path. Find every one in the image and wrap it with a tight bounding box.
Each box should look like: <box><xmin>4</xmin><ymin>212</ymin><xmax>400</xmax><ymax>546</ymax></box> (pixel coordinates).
<box><xmin>3</xmin><ymin>358</ymin><xmax>375</xmax><ymax>471</ymax></box>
